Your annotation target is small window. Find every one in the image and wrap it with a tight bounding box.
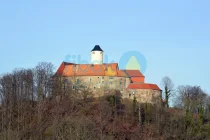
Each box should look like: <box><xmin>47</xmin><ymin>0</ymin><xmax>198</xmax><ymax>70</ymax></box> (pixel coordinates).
<box><xmin>90</xmin><ymin>78</ymin><xmax>92</xmax><ymax>83</ymax></box>
<box><xmin>64</xmin><ymin>79</ymin><xmax>68</xmax><ymax>90</ymax></box>
<box><xmin>129</xmin><ymin>93</ymin><xmax>131</xmax><ymax>97</ymax></box>
<box><xmin>72</xmin><ymin>85</ymin><xmax>75</xmax><ymax>90</ymax></box>
<box><xmin>102</xmin><ymin>81</ymin><xmax>104</xmax><ymax>84</ymax></box>
<box><xmin>64</xmin><ymin>79</ymin><xmax>68</xmax><ymax>84</ymax></box>
<box><xmin>102</xmin><ymin>76</ymin><xmax>104</xmax><ymax>79</ymax></box>
<box><xmin>92</xmin><ymin>52</ymin><xmax>95</xmax><ymax>54</ymax></box>
<box><xmin>109</xmin><ymin>77</ymin><xmax>114</xmax><ymax>79</ymax></box>
<box><xmin>100</xmin><ymin>52</ymin><xmax>102</xmax><ymax>54</ymax></box>
<box><xmin>77</xmin><ymin>79</ymin><xmax>79</xmax><ymax>83</ymax></box>
<box><xmin>94</xmin><ymin>87</ymin><xmax>96</xmax><ymax>90</ymax></box>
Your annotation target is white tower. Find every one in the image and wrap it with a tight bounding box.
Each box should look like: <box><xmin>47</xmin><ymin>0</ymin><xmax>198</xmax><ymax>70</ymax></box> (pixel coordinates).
<box><xmin>91</xmin><ymin>45</ymin><xmax>104</xmax><ymax>64</ymax></box>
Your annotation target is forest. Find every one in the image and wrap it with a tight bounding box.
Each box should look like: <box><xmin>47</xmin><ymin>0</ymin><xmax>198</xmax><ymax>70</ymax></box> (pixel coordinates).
<box><xmin>0</xmin><ymin>62</ymin><xmax>210</xmax><ymax>140</ymax></box>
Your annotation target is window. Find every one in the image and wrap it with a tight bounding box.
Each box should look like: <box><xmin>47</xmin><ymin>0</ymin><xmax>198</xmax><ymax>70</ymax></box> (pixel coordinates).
<box><xmin>64</xmin><ymin>79</ymin><xmax>68</xmax><ymax>91</ymax></box>
<box><xmin>102</xmin><ymin>81</ymin><xmax>104</xmax><ymax>84</ymax></box>
<box><xmin>76</xmin><ymin>79</ymin><xmax>80</xmax><ymax>84</ymax></box>
<box><xmin>102</xmin><ymin>76</ymin><xmax>104</xmax><ymax>79</ymax></box>
<box><xmin>90</xmin><ymin>78</ymin><xmax>92</xmax><ymax>83</ymax></box>
<box><xmin>129</xmin><ymin>93</ymin><xmax>131</xmax><ymax>97</ymax></box>
<box><xmin>64</xmin><ymin>79</ymin><xmax>68</xmax><ymax>85</ymax></box>
<box><xmin>109</xmin><ymin>77</ymin><xmax>114</xmax><ymax>79</ymax></box>
<box><xmin>92</xmin><ymin>52</ymin><xmax>95</xmax><ymax>54</ymax></box>
<box><xmin>72</xmin><ymin>85</ymin><xmax>75</xmax><ymax>90</ymax></box>
<box><xmin>100</xmin><ymin>52</ymin><xmax>102</xmax><ymax>54</ymax></box>
<box><xmin>94</xmin><ymin>87</ymin><xmax>96</xmax><ymax>90</ymax></box>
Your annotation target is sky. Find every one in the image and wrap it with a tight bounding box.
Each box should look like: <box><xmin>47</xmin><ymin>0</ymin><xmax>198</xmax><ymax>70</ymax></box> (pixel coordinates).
<box><xmin>0</xmin><ymin>0</ymin><xmax>210</xmax><ymax>95</ymax></box>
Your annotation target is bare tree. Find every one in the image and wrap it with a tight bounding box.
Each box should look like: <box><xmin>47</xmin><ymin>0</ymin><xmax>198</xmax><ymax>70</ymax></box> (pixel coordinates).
<box><xmin>34</xmin><ymin>62</ymin><xmax>54</xmax><ymax>100</ymax></box>
<box><xmin>161</xmin><ymin>76</ymin><xmax>174</xmax><ymax>108</ymax></box>
<box><xmin>175</xmin><ymin>85</ymin><xmax>207</xmax><ymax>113</ymax></box>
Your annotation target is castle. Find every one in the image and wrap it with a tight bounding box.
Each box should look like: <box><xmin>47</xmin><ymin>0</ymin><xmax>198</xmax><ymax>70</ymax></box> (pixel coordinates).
<box><xmin>55</xmin><ymin>45</ymin><xmax>162</xmax><ymax>104</ymax></box>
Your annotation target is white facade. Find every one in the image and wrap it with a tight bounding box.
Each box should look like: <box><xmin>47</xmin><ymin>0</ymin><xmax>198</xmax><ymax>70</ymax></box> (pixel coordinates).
<box><xmin>91</xmin><ymin>51</ymin><xmax>103</xmax><ymax>64</ymax></box>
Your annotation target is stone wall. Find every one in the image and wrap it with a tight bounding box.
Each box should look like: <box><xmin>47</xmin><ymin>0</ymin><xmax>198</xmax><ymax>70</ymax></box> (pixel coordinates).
<box><xmin>65</xmin><ymin>76</ymin><xmax>127</xmax><ymax>92</ymax></box>
<box><xmin>124</xmin><ymin>89</ymin><xmax>162</xmax><ymax>105</ymax></box>
<box><xmin>64</xmin><ymin>76</ymin><xmax>161</xmax><ymax>105</ymax></box>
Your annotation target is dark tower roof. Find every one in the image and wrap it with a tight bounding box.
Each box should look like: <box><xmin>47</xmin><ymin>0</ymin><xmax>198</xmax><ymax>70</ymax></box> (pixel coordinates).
<box><xmin>91</xmin><ymin>45</ymin><xmax>103</xmax><ymax>52</ymax></box>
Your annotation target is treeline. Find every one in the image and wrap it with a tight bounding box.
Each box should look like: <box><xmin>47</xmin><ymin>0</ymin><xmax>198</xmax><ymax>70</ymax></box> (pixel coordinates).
<box><xmin>0</xmin><ymin>62</ymin><xmax>210</xmax><ymax>140</ymax></box>
<box><xmin>0</xmin><ymin>62</ymin><xmax>56</xmax><ymax>139</ymax></box>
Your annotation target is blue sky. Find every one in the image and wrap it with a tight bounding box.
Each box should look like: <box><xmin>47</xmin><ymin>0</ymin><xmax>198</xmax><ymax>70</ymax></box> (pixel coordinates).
<box><xmin>0</xmin><ymin>0</ymin><xmax>210</xmax><ymax>94</ymax></box>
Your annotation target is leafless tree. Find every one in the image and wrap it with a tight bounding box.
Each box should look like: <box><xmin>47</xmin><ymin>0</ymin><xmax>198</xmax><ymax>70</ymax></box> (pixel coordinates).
<box><xmin>175</xmin><ymin>85</ymin><xmax>207</xmax><ymax>113</ymax></box>
<box><xmin>34</xmin><ymin>62</ymin><xmax>54</xmax><ymax>100</ymax></box>
<box><xmin>161</xmin><ymin>76</ymin><xmax>174</xmax><ymax>108</ymax></box>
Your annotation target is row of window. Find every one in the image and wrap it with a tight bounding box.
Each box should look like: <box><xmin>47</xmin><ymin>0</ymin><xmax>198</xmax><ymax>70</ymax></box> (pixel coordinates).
<box><xmin>89</xmin><ymin>77</ymin><xmax>124</xmax><ymax>82</ymax></box>
<box><xmin>72</xmin><ymin>84</ymin><xmax>124</xmax><ymax>91</ymax></box>
<box><xmin>72</xmin><ymin>85</ymin><xmax>97</xmax><ymax>90</ymax></box>
<box><xmin>90</xmin><ymin>76</ymin><xmax>114</xmax><ymax>81</ymax></box>
<box><xmin>65</xmin><ymin>78</ymin><xmax>125</xmax><ymax>90</ymax></box>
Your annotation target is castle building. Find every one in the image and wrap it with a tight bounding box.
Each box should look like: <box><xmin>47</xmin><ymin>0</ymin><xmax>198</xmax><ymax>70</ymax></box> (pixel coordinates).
<box><xmin>55</xmin><ymin>45</ymin><xmax>162</xmax><ymax>104</ymax></box>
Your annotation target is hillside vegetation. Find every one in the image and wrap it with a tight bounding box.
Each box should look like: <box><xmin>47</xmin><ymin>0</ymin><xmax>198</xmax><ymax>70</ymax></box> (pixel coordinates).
<box><xmin>0</xmin><ymin>62</ymin><xmax>210</xmax><ymax>140</ymax></box>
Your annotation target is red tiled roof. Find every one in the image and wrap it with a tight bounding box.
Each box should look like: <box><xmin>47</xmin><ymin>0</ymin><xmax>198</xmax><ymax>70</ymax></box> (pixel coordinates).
<box><xmin>55</xmin><ymin>62</ymin><xmax>75</xmax><ymax>75</ymax></box>
<box><xmin>117</xmin><ymin>70</ymin><xmax>129</xmax><ymax>77</ymax></box>
<box><xmin>130</xmin><ymin>77</ymin><xmax>145</xmax><ymax>83</ymax></box>
<box><xmin>127</xmin><ymin>83</ymin><xmax>161</xmax><ymax>90</ymax></box>
<box><xmin>55</xmin><ymin>62</ymin><xmax>127</xmax><ymax>76</ymax></box>
<box><xmin>55</xmin><ymin>62</ymin><xmax>147</xmax><ymax>78</ymax></box>
<box><xmin>121</xmin><ymin>70</ymin><xmax>144</xmax><ymax>77</ymax></box>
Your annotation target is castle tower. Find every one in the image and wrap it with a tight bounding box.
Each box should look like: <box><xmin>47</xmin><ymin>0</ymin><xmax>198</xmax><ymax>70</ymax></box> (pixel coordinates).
<box><xmin>91</xmin><ymin>45</ymin><xmax>104</xmax><ymax>64</ymax></box>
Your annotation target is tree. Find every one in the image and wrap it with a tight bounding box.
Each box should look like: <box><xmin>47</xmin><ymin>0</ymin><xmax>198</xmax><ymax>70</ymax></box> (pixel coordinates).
<box><xmin>161</xmin><ymin>76</ymin><xmax>174</xmax><ymax>108</ymax></box>
<box><xmin>34</xmin><ymin>62</ymin><xmax>54</xmax><ymax>100</ymax></box>
<box><xmin>175</xmin><ymin>85</ymin><xmax>207</xmax><ymax>113</ymax></box>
